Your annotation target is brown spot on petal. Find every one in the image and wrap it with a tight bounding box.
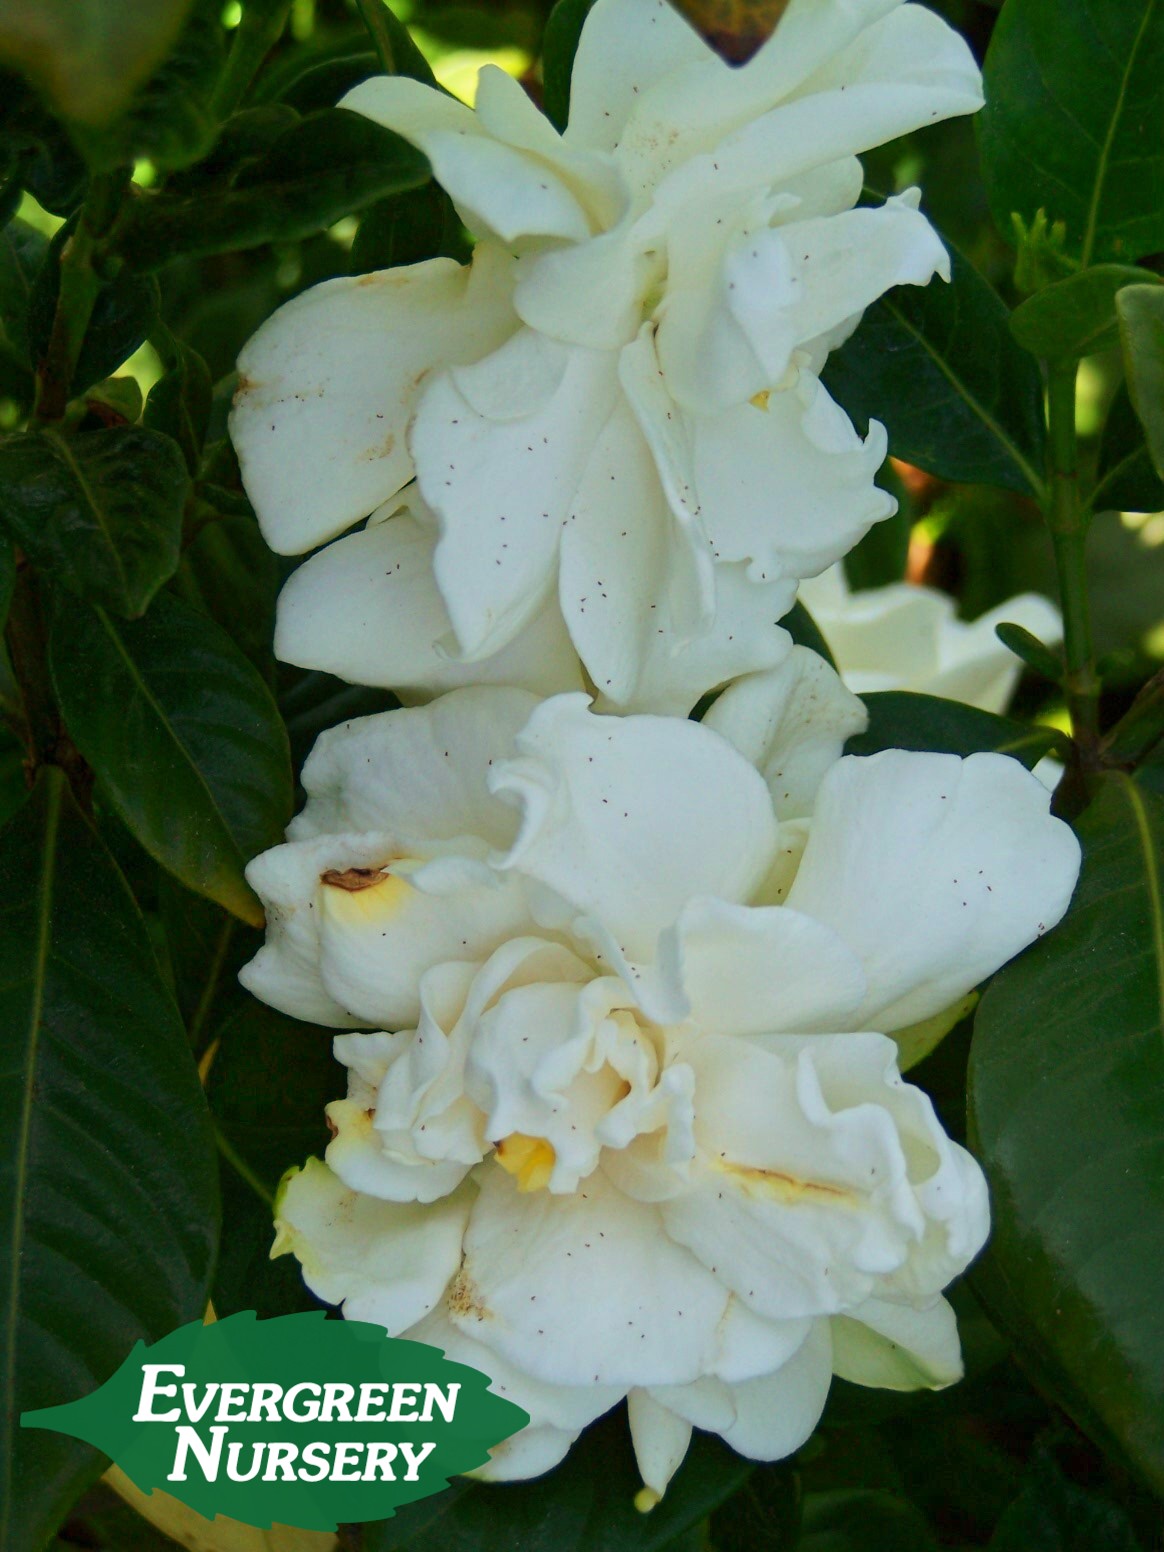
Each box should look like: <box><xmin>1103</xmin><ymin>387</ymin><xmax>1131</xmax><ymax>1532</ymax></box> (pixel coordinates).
<box><xmin>448</xmin><ymin>1268</ymin><xmax>491</xmax><ymax>1322</ymax></box>
<box><xmin>320</xmin><ymin>866</ymin><xmax>390</xmax><ymax>892</ymax></box>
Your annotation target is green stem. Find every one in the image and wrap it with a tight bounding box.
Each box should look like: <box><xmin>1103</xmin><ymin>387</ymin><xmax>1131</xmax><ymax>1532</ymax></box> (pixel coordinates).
<box><xmin>214</xmin><ymin>1122</ymin><xmax>274</xmax><ymax>1210</ymax></box>
<box><xmin>1045</xmin><ymin>359</ymin><xmax>1100</xmax><ymax>758</ymax></box>
<box><xmin>354</xmin><ymin>0</ymin><xmax>397</xmax><ymax>73</ymax></box>
<box><xmin>211</xmin><ymin>0</ymin><xmax>292</xmax><ymax>118</ymax></box>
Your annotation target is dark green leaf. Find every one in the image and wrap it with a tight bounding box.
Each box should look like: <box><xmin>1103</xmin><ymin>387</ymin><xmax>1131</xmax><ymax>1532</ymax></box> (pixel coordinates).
<box><xmin>846</xmin><ymin>691</ymin><xmax>1063</xmax><ymax>769</ymax></box>
<box><xmin>0</xmin><ymin>536</ymin><xmax>13</xmax><ymax>634</ymax></box>
<box><xmin>207</xmin><ymin>1000</ymin><xmax>336</xmax><ymax>1319</ymax></box>
<box><xmin>48</xmin><ymin>590</ymin><xmax>292</xmax><ymax>925</ymax></box>
<box><xmin>710</xmin><ymin>1463</ymin><xmax>800</xmax><ymax>1552</ymax></box>
<box><xmin>114</xmin><ymin>109</ymin><xmax>430</xmax><ymax>270</ymax></box>
<box><xmin>542</xmin><ymin>0</ymin><xmax>600</xmax><ymax>132</ymax></box>
<box><xmin>798</xmin><ymin>1490</ymin><xmax>939</xmax><ymax>1552</ymax></box>
<box><xmin>0</xmin><ymin>0</ymin><xmax>196</xmax><ymax>128</ymax></box>
<box><xmin>969</xmin><ymin>775</ymin><xmax>1164</xmax><ymax>1493</ymax></box>
<box><xmin>351</xmin><ymin>181</ymin><xmax>469</xmax><ymax>274</ymax></box>
<box><xmin>0</xmin><ymin>427</ymin><xmax>186</xmax><ymax>617</ymax></box>
<box><xmin>365</xmin><ymin>1413</ymin><xmax>751</xmax><ymax>1552</ymax></box>
<box><xmin>782</xmin><ymin>601</ymin><xmax>836</xmax><ymax>670</ymax></box>
<box><xmin>1010</xmin><ymin>266</ymin><xmax>1157</xmax><ymax>362</ymax></box>
<box><xmin>0</xmin><ymin>216</ymin><xmax>47</xmax><ymax>368</ymax></box>
<box><xmin>1117</xmin><ymin>284</ymin><xmax>1164</xmax><ymax>480</ymax></box>
<box><xmin>357</xmin><ymin>0</ymin><xmax>442</xmax><ymax>87</ymax></box>
<box><xmin>257</xmin><ymin>44</ymin><xmax>383</xmax><ymax>112</ymax></box>
<box><xmin>171</xmin><ymin>507</ymin><xmax>278</xmax><ymax>679</ymax></box>
<box><xmin>994</xmin><ymin>622</ymin><xmax>1062</xmax><ymax>683</ymax></box>
<box><xmin>821</xmin><ymin>245</ymin><xmax>1046</xmax><ymax>498</ymax></box>
<box><xmin>28</xmin><ymin>224</ymin><xmax>160</xmax><ymax>396</ymax></box>
<box><xmin>83</xmin><ymin>375</ymin><xmax>144</xmax><ymax>427</ymax></box>
<box><xmin>157</xmin><ymin>872</ymin><xmax>256</xmax><ymax>1042</ymax></box>
<box><xmin>0</xmin><ymin>768</ymin><xmax>218</xmax><ymax>1552</ymax></box>
<box><xmin>978</xmin><ymin>0</ymin><xmax>1164</xmax><ymax>266</ymax></box>
<box><xmin>0</xmin><ymin>72</ymin><xmax>88</xmax><ymax>215</ymax></box>
<box><xmin>144</xmin><ymin>339</ymin><xmax>212</xmax><ymax>473</ymax></box>
<box><xmin>988</xmin><ymin>1444</ymin><xmax>1144</xmax><ymax>1552</ymax></box>
<box><xmin>1093</xmin><ymin>381</ymin><xmax>1164</xmax><ymax>514</ymax></box>
<box><xmin>279</xmin><ymin>669</ymin><xmax>397</xmax><ymax>777</ymax></box>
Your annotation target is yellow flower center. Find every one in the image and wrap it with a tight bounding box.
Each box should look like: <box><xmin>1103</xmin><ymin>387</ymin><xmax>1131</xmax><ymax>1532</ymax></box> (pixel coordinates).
<box><xmin>494</xmin><ymin>1133</ymin><xmax>556</xmax><ymax>1193</ymax></box>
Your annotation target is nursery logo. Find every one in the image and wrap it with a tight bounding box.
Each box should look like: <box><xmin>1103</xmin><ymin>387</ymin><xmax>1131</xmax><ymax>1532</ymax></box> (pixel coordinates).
<box><xmin>21</xmin><ymin>1311</ymin><xmax>527</xmax><ymax>1531</ymax></box>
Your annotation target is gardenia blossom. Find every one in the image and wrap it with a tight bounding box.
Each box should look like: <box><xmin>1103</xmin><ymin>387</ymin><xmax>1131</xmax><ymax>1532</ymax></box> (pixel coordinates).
<box><xmin>231</xmin><ymin>0</ymin><xmax>983</xmax><ymax>715</ymax></box>
<box><xmin>243</xmin><ymin>661</ymin><xmax>1079</xmax><ymax>1494</ymax></box>
<box><xmin>801</xmin><ymin>564</ymin><xmax>1064</xmax><ymax>713</ymax></box>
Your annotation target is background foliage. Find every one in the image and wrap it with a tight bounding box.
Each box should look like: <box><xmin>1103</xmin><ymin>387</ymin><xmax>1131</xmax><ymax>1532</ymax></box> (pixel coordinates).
<box><xmin>0</xmin><ymin>0</ymin><xmax>1161</xmax><ymax>1549</ymax></box>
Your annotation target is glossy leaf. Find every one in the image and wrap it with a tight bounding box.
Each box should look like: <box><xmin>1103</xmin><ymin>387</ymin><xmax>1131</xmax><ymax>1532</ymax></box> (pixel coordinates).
<box><xmin>978</xmin><ymin>0</ymin><xmax>1164</xmax><ymax>266</ymax></box>
<box><xmin>1009</xmin><ymin>266</ymin><xmax>1157</xmax><ymax>362</ymax></box>
<box><xmin>0</xmin><ymin>769</ymin><xmax>218</xmax><ymax>1552</ymax></box>
<box><xmin>821</xmin><ymin>246</ymin><xmax>1046</xmax><ymax>498</ymax></box>
<box><xmin>114</xmin><ymin>109</ymin><xmax>430</xmax><ymax>270</ymax></box>
<box><xmin>969</xmin><ymin>775</ymin><xmax>1164</xmax><ymax>1492</ymax></box>
<box><xmin>846</xmin><ymin>691</ymin><xmax>1063</xmax><ymax>769</ymax></box>
<box><xmin>144</xmin><ymin>338</ymin><xmax>212</xmax><ymax>474</ymax></box>
<box><xmin>0</xmin><ymin>216</ymin><xmax>47</xmax><ymax>368</ymax></box>
<box><xmin>0</xmin><ymin>0</ymin><xmax>195</xmax><ymax>127</ymax></box>
<box><xmin>48</xmin><ymin>591</ymin><xmax>292</xmax><ymax>925</ymax></box>
<box><xmin>364</xmin><ymin>1414</ymin><xmax>751</xmax><ymax>1552</ymax></box>
<box><xmin>1117</xmin><ymin>284</ymin><xmax>1164</xmax><ymax>480</ymax></box>
<box><xmin>0</xmin><ymin>427</ymin><xmax>186</xmax><ymax>618</ymax></box>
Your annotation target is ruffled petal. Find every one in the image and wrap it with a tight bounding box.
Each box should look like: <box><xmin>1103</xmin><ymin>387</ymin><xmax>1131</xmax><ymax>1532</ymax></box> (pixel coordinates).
<box><xmin>704</xmin><ymin>645</ymin><xmax>868</xmax><ymax>818</ymax></box>
<box><xmin>490</xmin><ymin>694</ymin><xmax>779</xmax><ymax>958</ymax></box>
<box><xmin>275</xmin><ymin>494</ymin><xmax>584</xmax><ymax>700</ymax></box>
<box><xmin>627</xmin><ymin>1389</ymin><xmax>692</xmax><ymax>1504</ymax></box>
<box><xmin>831</xmin><ymin>1294</ymin><xmax>963</xmax><ymax>1390</ymax></box>
<box><xmin>272</xmin><ymin>1157</ymin><xmax>473</xmax><ymax>1332</ymax></box>
<box><xmin>232</xmin><ymin>246</ymin><xmax>515</xmax><ymax>554</ymax></box>
<box><xmin>786</xmin><ymin>750</ymin><xmax>1082</xmax><ymax>1030</ymax></box>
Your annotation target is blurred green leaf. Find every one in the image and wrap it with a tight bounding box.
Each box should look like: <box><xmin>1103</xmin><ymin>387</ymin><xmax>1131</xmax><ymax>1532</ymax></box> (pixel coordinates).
<box><xmin>257</xmin><ymin>43</ymin><xmax>382</xmax><ymax>112</ymax></box>
<box><xmin>978</xmin><ymin>0</ymin><xmax>1164</xmax><ymax>266</ymax></box>
<box><xmin>846</xmin><ymin>691</ymin><xmax>1063</xmax><ymax>769</ymax></box>
<box><xmin>206</xmin><ymin>1000</ymin><xmax>336</xmax><ymax>1319</ymax></box>
<box><xmin>542</xmin><ymin>0</ymin><xmax>599</xmax><ymax>132</ymax></box>
<box><xmin>171</xmin><ymin>508</ymin><xmax>278</xmax><ymax>679</ymax></box>
<box><xmin>798</xmin><ymin>1490</ymin><xmax>939</xmax><ymax>1552</ymax></box>
<box><xmin>0</xmin><ymin>72</ymin><xmax>87</xmax><ymax>215</ymax></box>
<box><xmin>83</xmin><ymin>375</ymin><xmax>144</xmax><ymax>427</ymax></box>
<box><xmin>0</xmin><ymin>216</ymin><xmax>47</xmax><ymax>368</ymax></box>
<box><xmin>355</xmin><ymin>0</ymin><xmax>440</xmax><ymax>86</ymax></box>
<box><xmin>144</xmin><ymin>338</ymin><xmax>213</xmax><ymax>473</ymax></box>
<box><xmin>0</xmin><ymin>427</ymin><xmax>186</xmax><ymax>617</ymax></box>
<box><xmin>0</xmin><ymin>0</ymin><xmax>195</xmax><ymax>128</ymax></box>
<box><xmin>843</xmin><ymin>464</ymin><xmax>912</xmax><ymax>591</ymax></box>
<box><xmin>710</xmin><ymin>1462</ymin><xmax>800</xmax><ymax>1552</ymax></box>
<box><xmin>0</xmin><ymin>768</ymin><xmax>218</xmax><ymax>1552</ymax></box>
<box><xmin>782</xmin><ymin>601</ymin><xmax>837</xmax><ymax>670</ymax></box>
<box><xmin>157</xmin><ymin>871</ymin><xmax>256</xmax><ymax>1042</ymax></box>
<box><xmin>822</xmin><ymin>245</ymin><xmax>1046</xmax><ymax>498</ymax></box>
<box><xmin>364</xmin><ymin>1414</ymin><xmax>751</xmax><ymax>1552</ymax></box>
<box><xmin>279</xmin><ymin>668</ymin><xmax>397</xmax><ymax>776</ymax></box>
<box><xmin>1093</xmin><ymin>382</ymin><xmax>1164</xmax><ymax>515</ymax></box>
<box><xmin>48</xmin><ymin>590</ymin><xmax>292</xmax><ymax>925</ymax></box>
<box><xmin>1117</xmin><ymin>284</ymin><xmax>1164</xmax><ymax>481</ymax></box>
<box><xmin>113</xmin><ymin>109</ymin><xmax>429</xmax><ymax>270</ymax></box>
<box><xmin>0</xmin><ymin>536</ymin><xmax>13</xmax><ymax>633</ymax></box>
<box><xmin>994</xmin><ymin>621</ymin><xmax>1062</xmax><ymax>683</ymax></box>
<box><xmin>970</xmin><ymin>775</ymin><xmax>1164</xmax><ymax>1494</ymax></box>
<box><xmin>988</xmin><ymin>1444</ymin><xmax>1144</xmax><ymax>1552</ymax></box>
<box><xmin>1010</xmin><ymin>266</ymin><xmax>1157</xmax><ymax>362</ymax></box>
<box><xmin>351</xmin><ymin>181</ymin><xmax>469</xmax><ymax>274</ymax></box>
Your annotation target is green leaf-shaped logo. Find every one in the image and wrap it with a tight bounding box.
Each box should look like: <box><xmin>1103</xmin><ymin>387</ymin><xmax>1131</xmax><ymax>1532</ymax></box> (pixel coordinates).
<box><xmin>22</xmin><ymin>1312</ymin><xmax>528</xmax><ymax>1531</ymax></box>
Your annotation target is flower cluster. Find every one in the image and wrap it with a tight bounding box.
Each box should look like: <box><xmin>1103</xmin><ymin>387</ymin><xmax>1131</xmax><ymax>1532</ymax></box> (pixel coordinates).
<box><xmin>233</xmin><ymin>0</ymin><xmax>1081</xmax><ymax>1501</ymax></box>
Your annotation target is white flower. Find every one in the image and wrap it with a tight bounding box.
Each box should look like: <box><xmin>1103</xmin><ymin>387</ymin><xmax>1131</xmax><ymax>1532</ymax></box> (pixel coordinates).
<box><xmin>246</xmin><ymin>667</ymin><xmax>1079</xmax><ymax>1493</ymax></box>
<box><xmin>231</xmin><ymin>0</ymin><xmax>982</xmax><ymax>715</ymax></box>
<box><xmin>800</xmin><ymin>564</ymin><xmax>1064</xmax><ymax>713</ymax></box>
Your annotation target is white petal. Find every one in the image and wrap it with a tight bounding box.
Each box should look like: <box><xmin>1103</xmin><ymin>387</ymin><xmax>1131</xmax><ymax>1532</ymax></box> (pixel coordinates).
<box><xmin>659</xmin><ymin>896</ymin><xmax>867</xmax><ymax>1037</ymax></box>
<box><xmin>272</xmin><ymin>1158</ymin><xmax>472</xmax><ymax>1333</ymax></box>
<box><xmin>232</xmin><ymin>246</ymin><xmax>515</xmax><ymax>554</ymax></box>
<box><xmin>564</xmin><ymin>0</ymin><xmax>710</xmax><ymax>151</ymax></box>
<box><xmin>704</xmin><ymin>646</ymin><xmax>868</xmax><ymax>819</ymax></box>
<box><xmin>627</xmin><ymin>1390</ymin><xmax>692</xmax><ymax>1502</ymax></box>
<box><xmin>831</xmin><ymin>1294</ymin><xmax>963</xmax><ymax>1390</ymax></box>
<box><xmin>290</xmin><ymin>687</ymin><xmax>540</xmax><ymax>850</ymax></box>
<box><xmin>275</xmin><ymin>495</ymin><xmax>585</xmax><ymax>700</ymax></box>
<box><xmin>452</xmin><ymin>1165</ymin><xmax>730</xmax><ymax>1388</ymax></box>
<box><xmin>930</xmin><ymin>591</ymin><xmax>1064</xmax><ymax>714</ymax></box>
<box><xmin>415</xmin><ymin>334</ymin><xmax>619</xmax><ymax>657</ymax></box>
<box><xmin>786</xmin><ymin>750</ymin><xmax>1082</xmax><ymax>1030</ymax></box>
<box><xmin>490</xmin><ymin>694</ymin><xmax>779</xmax><ymax>958</ymax></box>
<box><xmin>798</xmin><ymin>568</ymin><xmax>950</xmax><ymax>691</ymax></box>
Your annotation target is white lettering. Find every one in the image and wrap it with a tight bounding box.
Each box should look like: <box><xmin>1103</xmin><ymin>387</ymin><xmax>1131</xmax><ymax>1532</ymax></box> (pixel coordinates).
<box><xmin>363</xmin><ymin>1441</ymin><xmax>398</xmax><ymax>1481</ymax></box>
<box><xmin>399</xmin><ymin>1441</ymin><xmax>437</xmax><ymax>1481</ymax></box>
<box><xmin>283</xmin><ymin>1381</ymin><xmax>322</xmax><ymax>1422</ymax></box>
<box><xmin>422</xmin><ymin>1382</ymin><xmax>459</xmax><ymax>1424</ymax></box>
<box><xmin>133</xmin><ymin>1364</ymin><xmax>184</xmax><ymax>1423</ymax></box>
<box><xmin>332</xmin><ymin>1441</ymin><xmax>365</xmax><ymax>1481</ymax></box>
<box><xmin>168</xmin><ymin>1425</ymin><xmax>226</xmax><ymax>1483</ymax></box>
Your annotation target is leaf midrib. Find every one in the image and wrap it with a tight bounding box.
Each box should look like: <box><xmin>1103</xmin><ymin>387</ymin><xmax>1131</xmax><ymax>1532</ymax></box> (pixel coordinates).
<box><xmin>0</xmin><ymin>772</ymin><xmax>62</xmax><ymax>1543</ymax></box>
<box><xmin>1115</xmin><ymin>772</ymin><xmax>1164</xmax><ymax>1034</ymax></box>
<box><xmin>44</xmin><ymin>431</ymin><xmax>131</xmax><ymax>601</ymax></box>
<box><xmin>1080</xmin><ymin>0</ymin><xmax>1159</xmax><ymax>267</ymax></box>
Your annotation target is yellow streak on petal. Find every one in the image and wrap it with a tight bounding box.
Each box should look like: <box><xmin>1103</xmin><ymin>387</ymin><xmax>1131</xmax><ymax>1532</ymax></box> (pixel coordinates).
<box><xmin>710</xmin><ymin>1155</ymin><xmax>857</xmax><ymax>1206</ymax></box>
<box><xmin>749</xmin><ymin>390</ymin><xmax>771</xmax><ymax>411</ymax></box>
<box><xmin>495</xmin><ymin>1133</ymin><xmax>556</xmax><ymax>1192</ymax></box>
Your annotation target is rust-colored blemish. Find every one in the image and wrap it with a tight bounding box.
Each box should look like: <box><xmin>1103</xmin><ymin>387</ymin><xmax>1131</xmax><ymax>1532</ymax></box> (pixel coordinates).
<box><xmin>447</xmin><ymin>1268</ymin><xmax>490</xmax><ymax>1321</ymax></box>
<box><xmin>320</xmin><ymin>866</ymin><xmax>389</xmax><ymax>892</ymax></box>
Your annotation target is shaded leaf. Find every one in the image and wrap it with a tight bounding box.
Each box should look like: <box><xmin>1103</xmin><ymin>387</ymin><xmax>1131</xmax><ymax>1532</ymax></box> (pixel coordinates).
<box><xmin>0</xmin><ymin>769</ymin><xmax>218</xmax><ymax>1552</ymax></box>
<box><xmin>822</xmin><ymin>246</ymin><xmax>1046</xmax><ymax>498</ymax></box>
<box><xmin>171</xmin><ymin>508</ymin><xmax>279</xmax><ymax>680</ymax></box>
<box><xmin>843</xmin><ymin>464</ymin><xmax>911</xmax><ymax>592</ymax></box>
<box><xmin>969</xmin><ymin>775</ymin><xmax>1164</xmax><ymax>1492</ymax></box>
<box><xmin>845</xmin><ymin>691</ymin><xmax>1063</xmax><ymax>769</ymax></box>
<box><xmin>1093</xmin><ymin>381</ymin><xmax>1164</xmax><ymax>514</ymax></box>
<box><xmin>1117</xmin><ymin>283</ymin><xmax>1164</xmax><ymax>480</ymax></box>
<box><xmin>988</xmin><ymin>1444</ymin><xmax>1144</xmax><ymax>1552</ymax></box>
<box><xmin>48</xmin><ymin>590</ymin><xmax>292</xmax><ymax>925</ymax></box>
<box><xmin>978</xmin><ymin>0</ymin><xmax>1164</xmax><ymax>266</ymax></box>
<box><xmin>145</xmin><ymin>339</ymin><xmax>213</xmax><ymax>474</ymax></box>
<box><xmin>542</xmin><ymin>0</ymin><xmax>599</xmax><ymax>132</ymax></box>
<box><xmin>0</xmin><ymin>215</ymin><xmax>47</xmax><ymax>367</ymax></box>
<box><xmin>798</xmin><ymin>1490</ymin><xmax>939</xmax><ymax>1552</ymax></box>
<box><xmin>0</xmin><ymin>426</ymin><xmax>186</xmax><ymax>617</ymax></box>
